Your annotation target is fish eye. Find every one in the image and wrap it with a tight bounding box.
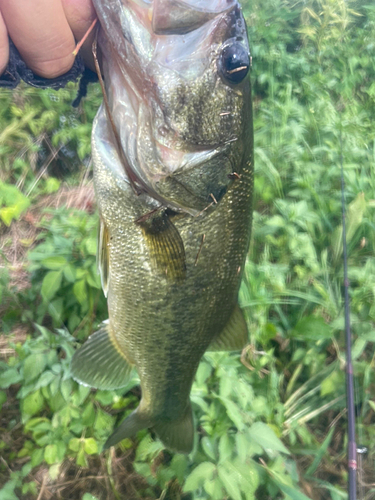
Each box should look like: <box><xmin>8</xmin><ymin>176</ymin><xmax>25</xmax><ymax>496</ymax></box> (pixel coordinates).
<box><xmin>218</xmin><ymin>43</ymin><xmax>250</xmax><ymax>84</ymax></box>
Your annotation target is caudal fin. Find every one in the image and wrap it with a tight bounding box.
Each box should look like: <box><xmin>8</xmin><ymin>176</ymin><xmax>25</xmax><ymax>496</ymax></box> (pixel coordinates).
<box><xmin>153</xmin><ymin>403</ymin><xmax>194</xmax><ymax>454</ymax></box>
<box><xmin>103</xmin><ymin>403</ymin><xmax>194</xmax><ymax>454</ymax></box>
<box><xmin>103</xmin><ymin>410</ymin><xmax>150</xmax><ymax>450</ymax></box>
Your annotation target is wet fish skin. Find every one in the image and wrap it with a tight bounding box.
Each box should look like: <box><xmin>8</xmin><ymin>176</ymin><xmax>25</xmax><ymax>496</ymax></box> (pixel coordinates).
<box><xmin>71</xmin><ymin>0</ymin><xmax>253</xmax><ymax>453</ymax></box>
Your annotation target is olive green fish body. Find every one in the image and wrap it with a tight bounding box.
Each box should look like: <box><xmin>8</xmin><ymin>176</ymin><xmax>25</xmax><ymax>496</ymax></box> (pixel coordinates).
<box><xmin>71</xmin><ymin>0</ymin><xmax>253</xmax><ymax>453</ymax></box>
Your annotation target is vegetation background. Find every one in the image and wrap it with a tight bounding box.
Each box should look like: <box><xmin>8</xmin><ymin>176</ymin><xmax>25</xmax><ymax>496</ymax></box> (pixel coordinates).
<box><xmin>0</xmin><ymin>0</ymin><xmax>375</xmax><ymax>498</ymax></box>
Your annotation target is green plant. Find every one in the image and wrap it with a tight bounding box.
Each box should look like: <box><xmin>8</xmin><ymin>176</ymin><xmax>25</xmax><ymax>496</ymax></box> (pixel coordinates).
<box><xmin>0</xmin><ymin>182</ymin><xmax>30</xmax><ymax>227</ymax></box>
<box><xmin>0</xmin><ymin>326</ymin><xmax>139</xmax><ymax>480</ymax></box>
<box><xmin>24</xmin><ymin>206</ymin><xmax>107</xmax><ymax>337</ymax></box>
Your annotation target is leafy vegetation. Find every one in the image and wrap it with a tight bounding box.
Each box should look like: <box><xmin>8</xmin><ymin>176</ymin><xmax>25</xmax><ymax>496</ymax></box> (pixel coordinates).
<box><xmin>1</xmin><ymin>0</ymin><xmax>375</xmax><ymax>499</ymax></box>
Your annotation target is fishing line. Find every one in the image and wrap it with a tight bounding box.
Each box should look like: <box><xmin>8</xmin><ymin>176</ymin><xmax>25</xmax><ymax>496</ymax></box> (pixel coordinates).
<box><xmin>339</xmin><ymin>128</ymin><xmax>357</xmax><ymax>500</ymax></box>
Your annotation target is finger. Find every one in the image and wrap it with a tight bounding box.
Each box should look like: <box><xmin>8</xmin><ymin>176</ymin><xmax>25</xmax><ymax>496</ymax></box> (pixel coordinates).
<box><xmin>62</xmin><ymin>0</ymin><xmax>97</xmax><ymax>71</ymax></box>
<box><xmin>0</xmin><ymin>0</ymin><xmax>75</xmax><ymax>79</ymax></box>
<box><xmin>0</xmin><ymin>10</ymin><xmax>9</xmax><ymax>75</ymax></box>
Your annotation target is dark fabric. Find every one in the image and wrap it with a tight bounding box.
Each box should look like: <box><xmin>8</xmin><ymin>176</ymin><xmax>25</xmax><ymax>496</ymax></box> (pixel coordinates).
<box><xmin>0</xmin><ymin>39</ymin><xmax>97</xmax><ymax>105</ymax></box>
<box><xmin>72</xmin><ymin>67</ymin><xmax>99</xmax><ymax>107</ymax></box>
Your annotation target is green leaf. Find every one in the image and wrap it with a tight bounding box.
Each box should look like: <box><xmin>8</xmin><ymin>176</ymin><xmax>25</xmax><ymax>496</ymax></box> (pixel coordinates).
<box><xmin>235</xmin><ymin>433</ymin><xmax>249</xmax><ymax>462</ymax></box>
<box><xmin>60</xmin><ymin>379</ymin><xmax>73</xmax><ymax>401</ymax></box>
<box><xmin>95</xmin><ymin>390</ymin><xmax>114</xmax><ymax>406</ymax></box>
<box><xmin>0</xmin><ymin>181</ymin><xmax>30</xmax><ymax>225</ymax></box>
<box><xmin>73</xmin><ymin>279</ymin><xmax>87</xmax><ymax>305</ymax></box>
<box><xmin>218</xmin><ymin>464</ymin><xmax>242</xmax><ymax>500</ymax></box>
<box><xmin>82</xmin><ymin>402</ymin><xmax>96</xmax><ymax>426</ymax></box>
<box><xmin>272</xmin><ymin>479</ymin><xmax>313</xmax><ymax>500</ymax></box>
<box><xmin>0</xmin><ymin>478</ymin><xmax>20</xmax><ymax>500</ymax></box>
<box><xmin>23</xmin><ymin>353</ymin><xmax>47</xmax><ymax>382</ymax></box>
<box><xmin>22</xmin><ymin>390</ymin><xmax>44</xmax><ymax>422</ymax></box>
<box><xmin>49</xmin><ymin>463</ymin><xmax>61</xmax><ymax>480</ymax></box>
<box><xmin>248</xmin><ymin>422</ymin><xmax>290</xmax><ymax>455</ymax></box>
<box><xmin>63</xmin><ymin>264</ymin><xmax>76</xmax><ymax>282</ymax></box>
<box><xmin>35</xmin><ymin>371</ymin><xmax>56</xmax><ymax>389</ymax></box>
<box><xmin>0</xmin><ymin>390</ymin><xmax>6</xmax><ymax>411</ymax></box>
<box><xmin>291</xmin><ymin>316</ymin><xmax>331</xmax><ymax>341</ymax></box>
<box><xmin>0</xmin><ymin>206</ymin><xmax>18</xmax><ymax>226</ymax></box>
<box><xmin>31</xmin><ymin>448</ymin><xmax>44</xmax><ymax>467</ymax></box>
<box><xmin>320</xmin><ymin>371</ymin><xmax>344</xmax><ymax>397</ymax></box>
<box><xmin>218</xmin><ymin>434</ymin><xmax>232</xmax><ymax>463</ymax></box>
<box><xmin>331</xmin><ymin>192</ymin><xmax>367</xmax><ymax>261</ymax></box>
<box><xmin>85</xmin><ymin>237</ymin><xmax>97</xmax><ymax>255</ymax></box>
<box><xmin>306</xmin><ymin>427</ymin><xmax>335</xmax><ymax>476</ymax></box>
<box><xmin>84</xmin><ymin>438</ymin><xmax>98</xmax><ymax>455</ymax></box>
<box><xmin>0</xmin><ymin>368</ymin><xmax>22</xmax><ymax>388</ymax></box>
<box><xmin>78</xmin><ymin>384</ymin><xmax>91</xmax><ymax>403</ymax></box>
<box><xmin>195</xmin><ymin>361</ymin><xmax>212</xmax><ymax>387</ymax></box>
<box><xmin>24</xmin><ymin>417</ymin><xmax>51</xmax><ymax>433</ymax></box>
<box><xmin>201</xmin><ymin>436</ymin><xmax>217</xmax><ymax>461</ymax></box>
<box><xmin>82</xmin><ymin>494</ymin><xmax>99</xmax><ymax>500</ymax></box>
<box><xmin>49</xmin><ymin>375</ymin><xmax>60</xmax><ymax>396</ymax></box>
<box><xmin>170</xmin><ymin>454</ymin><xmax>188</xmax><ymax>484</ymax></box>
<box><xmin>41</xmin><ymin>270</ymin><xmax>63</xmax><ymax>301</ymax></box>
<box><xmin>183</xmin><ymin>462</ymin><xmax>216</xmax><ymax>492</ymax></box>
<box><xmin>229</xmin><ymin>460</ymin><xmax>259</xmax><ymax>499</ymax></box>
<box><xmin>351</xmin><ymin>338</ymin><xmax>367</xmax><ymax>361</ymax></box>
<box><xmin>41</xmin><ymin>256</ymin><xmax>67</xmax><ymax>270</ymax></box>
<box><xmin>44</xmin><ymin>444</ymin><xmax>58</xmax><ymax>464</ymax></box>
<box><xmin>219</xmin><ymin>397</ymin><xmax>245</xmax><ymax>431</ymax></box>
<box><xmin>69</xmin><ymin>438</ymin><xmax>81</xmax><ymax>452</ymax></box>
<box><xmin>93</xmin><ymin>409</ymin><xmax>114</xmax><ymax>437</ymax></box>
<box><xmin>56</xmin><ymin>441</ymin><xmax>67</xmax><ymax>462</ymax></box>
<box><xmin>44</xmin><ymin>177</ymin><xmax>61</xmax><ymax>194</ymax></box>
<box><xmin>204</xmin><ymin>478</ymin><xmax>225</xmax><ymax>500</ymax></box>
<box><xmin>76</xmin><ymin>447</ymin><xmax>87</xmax><ymax>467</ymax></box>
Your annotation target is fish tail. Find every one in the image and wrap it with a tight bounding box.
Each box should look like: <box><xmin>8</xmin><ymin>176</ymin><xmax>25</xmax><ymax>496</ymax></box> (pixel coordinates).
<box><xmin>103</xmin><ymin>409</ymin><xmax>151</xmax><ymax>450</ymax></box>
<box><xmin>153</xmin><ymin>402</ymin><xmax>194</xmax><ymax>454</ymax></box>
<box><xmin>103</xmin><ymin>402</ymin><xmax>194</xmax><ymax>454</ymax></box>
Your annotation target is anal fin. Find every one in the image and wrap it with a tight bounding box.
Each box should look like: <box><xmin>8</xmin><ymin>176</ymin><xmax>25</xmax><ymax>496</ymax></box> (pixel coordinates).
<box><xmin>71</xmin><ymin>322</ymin><xmax>132</xmax><ymax>390</ymax></box>
<box><xmin>208</xmin><ymin>304</ymin><xmax>248</xmax><ymax>351</ymax></box>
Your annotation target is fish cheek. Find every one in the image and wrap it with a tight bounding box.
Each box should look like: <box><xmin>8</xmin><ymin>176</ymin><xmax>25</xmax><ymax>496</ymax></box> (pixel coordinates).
<box><xmin>161</xmin><ymin>72</ymin><xmax>243</xmax><ymax>147</ymax></box>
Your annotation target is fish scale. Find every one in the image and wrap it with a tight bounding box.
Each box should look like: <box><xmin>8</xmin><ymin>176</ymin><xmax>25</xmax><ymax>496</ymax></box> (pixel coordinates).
<box><xmin>71</xmin><ymin>0</ymin><xmax>253</xmax><ymax>453</ymax></box>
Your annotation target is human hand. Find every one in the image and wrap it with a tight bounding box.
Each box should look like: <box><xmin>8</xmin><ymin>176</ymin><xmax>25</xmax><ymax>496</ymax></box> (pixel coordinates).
<box><xmin>0</xmin><ymin>0</ymin><xmax>96</xmax><ymax>78</ymax></box>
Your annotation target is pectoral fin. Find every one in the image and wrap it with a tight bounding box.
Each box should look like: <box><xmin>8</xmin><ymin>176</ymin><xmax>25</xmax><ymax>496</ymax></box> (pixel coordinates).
<box><xmin>208</xmin><ymin>304</ymin><xmax>248</xmax><ymax>351</ymax></box>
<box><xmin>137</xmin><ymin>209</ymin><xmax>186</xmax><ymax>280</ymax></box>
<box><xmin>71</xmin><ymin>322</ymin><xmax>132</xmax><ymax>390</ymax></box>
<box><xmin>98</xmin><ymin>218</ymin><xmax>109</xmax><ymax>297</ymax></box>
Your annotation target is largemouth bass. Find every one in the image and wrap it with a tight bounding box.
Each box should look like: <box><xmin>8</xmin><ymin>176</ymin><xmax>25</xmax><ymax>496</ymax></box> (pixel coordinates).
<box><xmin>71</xmin><ymin>0</ymin><xmax>253</xmax><ymax>454</ymax></box>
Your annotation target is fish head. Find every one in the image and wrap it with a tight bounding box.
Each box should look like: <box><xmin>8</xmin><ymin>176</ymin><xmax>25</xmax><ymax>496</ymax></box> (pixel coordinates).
<box><xmin>95</xmin><ymin>0</ymin><xmax>252</xmax><ymax>214</ymax></box>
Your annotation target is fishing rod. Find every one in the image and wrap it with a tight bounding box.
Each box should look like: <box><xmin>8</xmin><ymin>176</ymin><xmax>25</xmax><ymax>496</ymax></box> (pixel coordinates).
<box><xmin>339</xmin><ymin>130</ymin><xmax>357</xmax><ymax>500</ymax></box>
